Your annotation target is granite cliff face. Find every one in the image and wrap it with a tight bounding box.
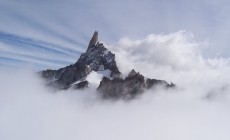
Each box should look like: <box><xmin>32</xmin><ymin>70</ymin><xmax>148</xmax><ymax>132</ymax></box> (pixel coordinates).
<box><xmin>40</xmin><ymin>31</ymin><xmax>175</xmax><ymax>99</ymax></box>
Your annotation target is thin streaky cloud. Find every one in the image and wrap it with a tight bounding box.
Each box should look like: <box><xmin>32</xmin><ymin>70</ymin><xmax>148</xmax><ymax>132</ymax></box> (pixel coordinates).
<box><xmin>0</xmin><ymin>32</ymin><xmax>85</xmax><ymax>69</ymax></box>
<box><xmin>0</xmin><ymin>32</ymin><xmax>82</xmax><ymax>57</ymax></box>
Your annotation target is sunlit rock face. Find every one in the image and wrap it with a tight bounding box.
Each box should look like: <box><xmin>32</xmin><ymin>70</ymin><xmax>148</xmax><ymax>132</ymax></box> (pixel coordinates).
<box><xmin>40</xmin><ymin>31</ymin><xmax>175</xmax><ymax>98</ymax></box>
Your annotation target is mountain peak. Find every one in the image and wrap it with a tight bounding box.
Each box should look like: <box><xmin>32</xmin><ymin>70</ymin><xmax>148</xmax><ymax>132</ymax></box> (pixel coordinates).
<box><xmin>87</xmin><ymin>31</ymin><xmax>98</xmax><ymax>51</ymax></box>
<box><xmin>40</xmin><ymin>31</ymin><xmax>175</xmax><ymax>99</ymax></box>
<box><xmin>40</xmin><ymin>31</ymin><xmax>120</xmax><ymax>89</ymax></box>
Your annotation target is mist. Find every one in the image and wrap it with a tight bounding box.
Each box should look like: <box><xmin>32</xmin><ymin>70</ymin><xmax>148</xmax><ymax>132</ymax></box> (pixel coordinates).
<box><xmin>1</xmin><ymin>31</ymin><xmax>230</xmax><ymax>140</ymax></box>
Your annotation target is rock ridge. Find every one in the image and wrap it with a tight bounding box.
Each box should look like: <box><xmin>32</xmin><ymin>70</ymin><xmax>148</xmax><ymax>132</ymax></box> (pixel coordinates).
<box><xmin>40</xmin><ymin>31</ymin><xmax>175</xmax><ymax>99</ymax></box>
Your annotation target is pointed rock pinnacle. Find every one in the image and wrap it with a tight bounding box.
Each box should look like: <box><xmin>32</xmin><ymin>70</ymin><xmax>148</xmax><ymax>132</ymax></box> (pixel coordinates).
<box><xmin>87</xmin><ymin>31</ymin><xmax>98</xmax><ymax>51</ymax></box>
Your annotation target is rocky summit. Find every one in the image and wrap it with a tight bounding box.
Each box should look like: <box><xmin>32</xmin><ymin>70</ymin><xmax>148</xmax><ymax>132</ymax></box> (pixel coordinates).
<box><xmin>40</xmin><ymin>31</ymin><xmax>175</xmax><ymax>99</ymax></box>
<box><xmin>98</xmin><ymin>69</ymin><xmax>175</xmax><ymax>99</ymax></box>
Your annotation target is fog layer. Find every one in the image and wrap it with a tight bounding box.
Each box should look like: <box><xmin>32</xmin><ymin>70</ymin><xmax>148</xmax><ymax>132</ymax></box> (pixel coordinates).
<box><xmin>1</xmin><ymin>31</ymin><xmax>230</xmax><ymax>140</ymax></box>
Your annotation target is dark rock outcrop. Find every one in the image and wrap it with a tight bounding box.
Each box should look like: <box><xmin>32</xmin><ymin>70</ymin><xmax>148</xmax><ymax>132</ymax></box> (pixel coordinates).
<box><xmin>97</xmin><ymin>69</ymin><xmax>175</xmax><ymax>99</ymax></box>
<box><xmin>40</xmin><ymin>31</ymin><xmax>175</xmax><ymax>99</ymax></box>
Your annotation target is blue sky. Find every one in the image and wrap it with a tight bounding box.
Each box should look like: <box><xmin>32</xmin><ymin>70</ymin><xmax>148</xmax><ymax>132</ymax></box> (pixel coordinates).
<box><xmin>0</xmin><ymin>0</ymin><xmax>230</xmax><ymax>70</ymax></box>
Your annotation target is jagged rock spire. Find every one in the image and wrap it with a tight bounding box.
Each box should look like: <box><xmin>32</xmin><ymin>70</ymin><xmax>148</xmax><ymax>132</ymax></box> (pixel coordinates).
<box><xmin>87</xmin><ymin>31</ymin><xmax>98</xmax><ymax>51</ymax></box>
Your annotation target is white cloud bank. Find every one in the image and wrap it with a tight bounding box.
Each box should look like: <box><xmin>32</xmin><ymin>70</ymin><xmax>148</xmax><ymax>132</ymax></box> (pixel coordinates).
<box><xmin>1</xmin><ymin>31</ymin><xmax>230</xmax><ymax>140</ymax></box>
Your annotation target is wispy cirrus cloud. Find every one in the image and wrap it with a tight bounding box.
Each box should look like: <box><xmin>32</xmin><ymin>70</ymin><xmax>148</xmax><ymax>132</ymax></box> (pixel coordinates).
<box><xmin>0</xmin><ymin>32</ymin><xmax>84</xmax><ymax>69</ymax></box>
<box><xmin>1</xmin><ymin>0</ymin><xmax>230</xmax><ymax>69</ymax></box>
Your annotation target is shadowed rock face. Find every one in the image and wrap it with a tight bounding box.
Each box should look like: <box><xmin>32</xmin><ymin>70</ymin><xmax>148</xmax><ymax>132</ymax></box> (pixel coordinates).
<box><xmin>87</xmin><ymin>31</ymin><xmax>98</xmax><ymax>51</ymax></box>
<box><xmin>97</xmin><ymin>69</ymin><xmax>175</xmax><ymax>99</ymax></box>
<box><xmin>40</xmin><ymin>31</ymin><xmax>175</xmax><ymax>98</ymax></box>
<box><xmin>63</xmin><ymin>81</ymin><xmax>89</xmax><ymax>90</ymax></box>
